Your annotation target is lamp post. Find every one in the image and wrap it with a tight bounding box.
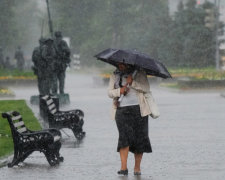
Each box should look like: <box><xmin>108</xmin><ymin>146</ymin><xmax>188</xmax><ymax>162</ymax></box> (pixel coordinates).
<box><xmin>46</xmin><ymin>0</ymin><xmax>54</xmax><ymax>38</ymax></box>
<box><xmin>215</xmin><ymin>0</ymin><xmax>220</xmax><ymax>70</ymax></box>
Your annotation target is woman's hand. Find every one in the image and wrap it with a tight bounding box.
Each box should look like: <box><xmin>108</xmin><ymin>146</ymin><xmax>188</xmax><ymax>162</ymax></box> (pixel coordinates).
<box><xmin>120</xmin><ymin>86</ymin><xmax>129</xmax><ymax>95</ymax></box>
<box><xmin>126</xmin><ymin>75</ymin><xmax>133</xmax><ymax>85</ymax></box>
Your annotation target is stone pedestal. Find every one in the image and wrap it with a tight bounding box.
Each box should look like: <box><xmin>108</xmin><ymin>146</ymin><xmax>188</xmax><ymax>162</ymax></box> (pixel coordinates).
<box><xmin>56</xmin><ymin>93</ymin><xmax>70</xmax><ymax>105</ymax></box>
<box><xmin>30</xmin><ymin>95</ymin><xmax>40</xmax><ymax>105</ymax></box>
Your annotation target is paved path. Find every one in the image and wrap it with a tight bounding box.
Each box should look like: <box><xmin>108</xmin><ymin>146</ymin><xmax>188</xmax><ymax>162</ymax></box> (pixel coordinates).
<box><xmin>0</xmin><ymin>73</ymin><xmax>225</xmax><ymax>180</ymax></box>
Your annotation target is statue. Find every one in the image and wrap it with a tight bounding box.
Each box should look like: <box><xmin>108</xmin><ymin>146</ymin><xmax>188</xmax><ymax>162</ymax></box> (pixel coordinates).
<box><xmin>30</xmin><ymin>0</ymin><xmax>70</xmax><ymax>105</ymax></box>
<box><xmin>14</xmin><ymin>46</ymin><xmax>25</xmax><ymax>70</ymax></box>
<box><xmin>41</xmin><ymin>38</ymin><xmax>57</xmax><ymax>95</ymax></box>
<box><xmin>0</xmin><ymin>47</ymin><xmax>4</xmax><ymax>68</ymax></box>
<box><xmin>54</xmin><ymin>31</ymin><xmax>71</xmax><ymax>94</ymax></box>
<box><xmin>32</xmin><ymin>38</ymin><xmax>50</xmax><ymax>95</ymax></box>
<box><xmin>4</xmin><ymin>56</ymin><xmax>12</xmax><ymax>70</ymax></box>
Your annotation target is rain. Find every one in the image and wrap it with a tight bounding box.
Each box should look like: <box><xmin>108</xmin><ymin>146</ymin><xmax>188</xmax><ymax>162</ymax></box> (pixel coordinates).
<box><xmin>0</xmin><ymin>0</ymin><xmax>225</xmax><ymax>179</ymax></box>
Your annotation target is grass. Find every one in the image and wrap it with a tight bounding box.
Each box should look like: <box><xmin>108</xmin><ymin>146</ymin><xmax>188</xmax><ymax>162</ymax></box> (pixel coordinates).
<box><xmin>160</xmin><ymin>83</ymin><xmax>180</xmax><ymax>89</ymax></box>
<box><xmin>94</xmin><ymin>66</ymin><xmax>225</xmax><ymax>80</ymax></box>
<box><xmin>0</xmin><ymin>68</ymin><xmax>36</xmax><ymax>79</ymax></box>
<box><xmin>0</xmin><ymin>100</ymin><xmax>41</xmax><ymax>158</ymax></box>
<box><xmin>168</xmin><ymin>67</ymin><xmax>216</xmax><ymax>74</ymax></box>
<box><xmin>168</xmin><ymin>67</ymin><xmax>225</xmax><ymax>80</ymax></box>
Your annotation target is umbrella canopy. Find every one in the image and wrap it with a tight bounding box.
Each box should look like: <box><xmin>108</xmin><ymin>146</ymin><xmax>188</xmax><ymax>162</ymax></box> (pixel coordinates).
<box><xmin>94</xmin><ymin>48</ymin><xmax>172</xmax><ymax>79</ymax></box>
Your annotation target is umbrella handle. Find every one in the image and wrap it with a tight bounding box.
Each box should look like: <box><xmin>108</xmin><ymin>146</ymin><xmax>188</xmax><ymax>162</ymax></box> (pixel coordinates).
<box><xmin>118</xmin><ymin>95</ymin><xmax>124</xmax><ymax>102</ymax></box>
<box><xmin>118</xmin><ymin>89</ymin><xmax>127</xmax><ymax>102</ymax></box>
<box><xmin>118</xmin><ymin>70</ymin><xmax>138</xmax><ymax>102</ymax></box>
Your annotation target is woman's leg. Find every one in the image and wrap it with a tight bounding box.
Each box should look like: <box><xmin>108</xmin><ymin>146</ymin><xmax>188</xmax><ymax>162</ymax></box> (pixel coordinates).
<box><xmin>119</xmin><ymin>146</ymin><xmax>129</xmax><ymax>170</ymax></box>
<box><xmin>134</xmin><ymin>153</ymin><xmax>143</xmax><ymax>172</ymax></box>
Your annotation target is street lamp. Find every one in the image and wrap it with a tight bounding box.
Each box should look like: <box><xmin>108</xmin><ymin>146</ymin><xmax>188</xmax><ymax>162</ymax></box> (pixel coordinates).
<box><xmin>215</xmin><ymin>0</ymin><xmax>220</xmax><ymax>70</ymax></box>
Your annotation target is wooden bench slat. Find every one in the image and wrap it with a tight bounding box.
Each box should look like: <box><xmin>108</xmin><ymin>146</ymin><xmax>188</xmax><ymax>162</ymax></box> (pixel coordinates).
<box><xmin>53</xmin><ymin>135</ymin><xmax>60</xmax><ymax>142</ymax></box>
<box><xmin>14</xmin><ymin>121</ymin><xmax>25</xmax><ymax>128</ymax></box>
<box><xmin>47</xmin><ymin>99</ymin><xmax>53</xmax><ymax>105</ymax></box>
<box><xmin>17</xmin><ymin>127</ymin><xmax>27</xmax><ymax>133</ymax></box>
<box><xmin>51</xmin><ymin>108</ymin><xmax>57</xmax><ymax>114</ymax></box>
<box><xmin>6</xmin><ymin>111</ymin><xmax>14</xmax><ymax>116</ymax></box>
<box><xmin>48</xmin><ymin>104</ymin><xmax>56</xmax><ymax>110</ymax></box>
<box><xmin>12</xmin><ymin>115</ymin><xmax>22</xmax><ymax>121</ymax></box>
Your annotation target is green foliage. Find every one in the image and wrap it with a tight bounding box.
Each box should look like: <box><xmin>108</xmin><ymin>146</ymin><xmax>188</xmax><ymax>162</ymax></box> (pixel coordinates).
<box><xmin>169</xmin><ymin>0</ymin><xmax>224</xmax><ymax>68</ymax></box>
<box><xmin>50</xmin><ymin>0</ymin><xmax>223</xmax><ymax>68</ymax></box>
<box><xmin>169</xmin><ymin>67</ymin><xmax>225</xmax><ymax>80</ymax></box>
<box><xmin>0</xmin><ymin>0</ymin><xmax>17</xmax><ymax>54</ymax></box>
<box><xmin>0</xmin><ymin>100</ymin><xmax>41</xmax><ymax>158</ymax></box>
<box><xmin>50</xmin><ymin>0</ymin><xmax>171</xmax><ymax>67</ymax></box>
<box><xmin>0</xmin><ymin>68</ymin><xmax>35</xmax><ymax>77</ymax></box>
<box><xmin>169</xmin><ymin>67</ymin><xmax>216</xmax><ymax>74</ymax></box>
<box><xmin>0</xmin><ymin>137</ymin><xmax>13</xmax><ymax>158</ymax></box>
<box><xmin>160</xmin><ymin>82</ymin><xmax>181</xmax><ymax>89</ymax></box>
<box><xmin>0</xmin><ymin>0</ymin><xmax>224</xmax><ymax>69</ymax></box>
<box><xmin>0</xmin><ymin>0</ymin><xmax>40</xmax><ymax>55</ymax></box>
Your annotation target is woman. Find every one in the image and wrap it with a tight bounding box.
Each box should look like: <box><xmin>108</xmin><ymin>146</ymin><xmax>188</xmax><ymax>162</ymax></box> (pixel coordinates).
<box><xmin>108</xmin><ymin>62</ymin><xmax>157</xmax><ymax>176</ymax></box>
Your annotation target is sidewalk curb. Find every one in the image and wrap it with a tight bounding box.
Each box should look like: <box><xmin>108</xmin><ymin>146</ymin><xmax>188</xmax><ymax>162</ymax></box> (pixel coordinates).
<box><xmin>0</xmin><ymin>160</ymin><xmax>8</xmax><ymax>168</ymax></box>
<box><xmin>0</xmin><ymin>155</ymin><xmax>13</xmax><ymax>168</ymax></box>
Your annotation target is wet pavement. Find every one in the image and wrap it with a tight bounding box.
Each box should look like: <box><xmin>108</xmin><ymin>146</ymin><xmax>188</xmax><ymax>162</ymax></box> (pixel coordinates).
<box><xmin>1</xmin><ymin>73</ymin><xmax>225</xmax><ymax>180</ymax></box>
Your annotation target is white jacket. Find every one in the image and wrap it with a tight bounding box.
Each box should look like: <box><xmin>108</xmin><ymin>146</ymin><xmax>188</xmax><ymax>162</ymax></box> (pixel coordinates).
<box><xmin>108</xmin><ymin>70</ymin><xmax>159</xmax><ymax>120</ymax></box>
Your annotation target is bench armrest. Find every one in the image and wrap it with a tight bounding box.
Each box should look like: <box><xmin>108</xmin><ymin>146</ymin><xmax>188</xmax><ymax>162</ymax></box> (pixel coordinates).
<box><xmin>42</xmin><ymin>128</ymin><xmax>62</xmax><ymax>137</ymax></box>
<box><xmin>21</xmin><ymin>130</ymin><xmax>60</xmax><ymax>143</ymax></box>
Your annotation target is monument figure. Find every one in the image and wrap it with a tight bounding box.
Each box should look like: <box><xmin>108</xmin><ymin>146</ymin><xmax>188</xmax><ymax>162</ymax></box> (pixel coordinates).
<box><xmin>54</xmin><ymin>31</ymin><xmax>71</xmax><ymax>94</ymax></box>
<box><xmin>14</xmin><ymin>46</ymin><xmax>25</xmax><ymax>70</ymax></box>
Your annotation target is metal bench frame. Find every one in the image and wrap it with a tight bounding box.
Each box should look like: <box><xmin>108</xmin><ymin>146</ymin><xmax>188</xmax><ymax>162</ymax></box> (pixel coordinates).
<box><xmin>2</xmin><ymin>111</ymin><xmax>64</xmax><ymax>167</ymax></box>
<box><xmin>40</xmin><ymin>95</ymin><xmax>85</xmax><ymax>140</ymax></box>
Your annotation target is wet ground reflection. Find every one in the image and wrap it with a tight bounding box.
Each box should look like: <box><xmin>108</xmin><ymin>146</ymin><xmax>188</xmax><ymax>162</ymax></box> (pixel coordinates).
<box><xmin>1</xmin><ymin>73</ymin><xmax>225</xmax><ymax>180</ymax></box>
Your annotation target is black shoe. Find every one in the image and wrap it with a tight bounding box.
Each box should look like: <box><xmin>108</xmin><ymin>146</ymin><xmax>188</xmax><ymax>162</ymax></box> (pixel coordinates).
<box><xmin>134</xmin><ymin>171</ymin><xmax>141</xmax><ymax>176</ymax></box>
<box><xmin>117</xmin><ymin>169</ymin><xmax>128</xmax><ymax>176</ymax></box>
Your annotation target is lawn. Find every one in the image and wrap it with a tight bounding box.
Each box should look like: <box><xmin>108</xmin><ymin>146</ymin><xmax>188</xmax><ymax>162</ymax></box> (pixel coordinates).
<box><xmin>98</xmin><ymin>66</ymin><xmax>225</xmax><ymax>80</ymax></box>
<box><xmin>169</xmin><ymin>67</ymin><xmax>225</xmax><ymax>80</ymax></box>
<box><xmin>0</xmin><ymin>100</ymin><xmax>41</xmax><ymax>158</ymax></box>
<box><xmin>0</xmin><ymin>68</ymin><xmax>36</xmax><ymax>80</ymax></box>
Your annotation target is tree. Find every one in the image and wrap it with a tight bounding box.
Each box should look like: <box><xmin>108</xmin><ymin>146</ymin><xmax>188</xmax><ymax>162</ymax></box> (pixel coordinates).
<box><xmin>0</xmin><ymin>0</ymin><xmax>17</xmax><ymax>52</ymax></box>
<box><xmin>50</xmin><ymin>0</ymin><xmax>172</xmax><ymax>67</ymax></box>
<box><xmin>0</xmin><ymin>0</ymin><xmax>40</xmax><ymax>57</ymax></box>
<box><xmin>170</xmin><ymin>0</ymin><xmax>224</xmax><ymax>68</ymax></box>
<box><xmin>169</xmin><ymin>1</ymin><xmax>186</xmax><ymax>67</ymax></box>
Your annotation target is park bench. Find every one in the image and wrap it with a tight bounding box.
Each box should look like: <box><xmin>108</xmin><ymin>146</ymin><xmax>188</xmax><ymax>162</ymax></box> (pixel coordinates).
<box><xmin>2</xmin><ymin>111</ymin><xmax>64</xmax><ymax>167</ymax></box>
<box><xmin>40</xmin><ymin>95</ymin><xmax>85</xmax><ymax>140</ymax></box>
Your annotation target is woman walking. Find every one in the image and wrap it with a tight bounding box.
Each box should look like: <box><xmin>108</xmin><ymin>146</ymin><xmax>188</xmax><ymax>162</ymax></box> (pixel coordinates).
<box><xmin>108</xmin><ymin>62</ymin><xmax>158</xmax><ymax>176</ymax></box>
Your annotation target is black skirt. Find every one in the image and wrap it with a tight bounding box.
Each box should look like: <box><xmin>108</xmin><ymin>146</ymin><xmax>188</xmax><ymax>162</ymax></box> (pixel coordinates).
<box><xmin>115</xmin><ymin>105</ymin><xmax>152</xmax><ymax>153</ymax></box>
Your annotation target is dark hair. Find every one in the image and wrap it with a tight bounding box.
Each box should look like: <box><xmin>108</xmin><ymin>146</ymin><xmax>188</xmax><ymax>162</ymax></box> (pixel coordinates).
<box><xmin>117</xmin><ymin>62</ymin><xmax>135</xmax><ymax>73</ymax></box>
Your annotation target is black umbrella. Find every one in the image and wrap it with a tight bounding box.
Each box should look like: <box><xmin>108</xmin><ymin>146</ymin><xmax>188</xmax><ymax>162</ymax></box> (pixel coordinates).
<box><xmin>94</xmin><ymin>48</ymin><xmax>172</xmax><ymax>79</ymax></box>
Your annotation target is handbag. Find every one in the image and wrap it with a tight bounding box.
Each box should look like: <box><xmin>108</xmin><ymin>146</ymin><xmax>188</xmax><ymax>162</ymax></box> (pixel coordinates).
<box><xmin>145</xmin><ymin>92</ymin><xmax>160</xmax><ymax>119</ymax></box>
